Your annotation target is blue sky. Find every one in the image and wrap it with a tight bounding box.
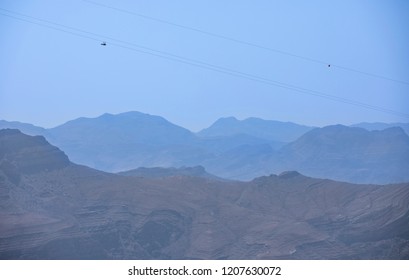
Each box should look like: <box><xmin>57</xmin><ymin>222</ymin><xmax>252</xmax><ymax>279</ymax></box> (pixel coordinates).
<box><xmin>0</xmin><ymin>0</ymin><xmax>408</xmax><ymax>131</ymax></box>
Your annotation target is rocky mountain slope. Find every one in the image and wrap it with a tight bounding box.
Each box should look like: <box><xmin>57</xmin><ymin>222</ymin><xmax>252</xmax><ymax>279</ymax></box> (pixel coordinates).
<box><xmin>274</xmin><ymin>125</ymin><xmax>409</xmax><ymax>184</ymax></box>
<box><xmin>1</xmin><ymin>129</ymin><xmax>408</xmax><ymax>259</ymax></box>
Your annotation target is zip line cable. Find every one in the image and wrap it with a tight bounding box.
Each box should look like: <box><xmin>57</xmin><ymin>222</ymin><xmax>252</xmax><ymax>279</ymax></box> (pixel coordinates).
<box><xmin>82</xmin><ymin>0</ymin><xmax>409</xmax><ymax>86</ymax></box>
<box><xmin>0</xmin><ymin>10</ymin><xmax>408</xmax><ymax>119</ymax></box>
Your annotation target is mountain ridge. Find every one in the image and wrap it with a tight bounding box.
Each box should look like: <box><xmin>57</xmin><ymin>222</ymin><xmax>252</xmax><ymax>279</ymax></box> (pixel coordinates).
<box><xmin>1</xmin><ymin>113</ymin><xmax>408</xmax><ymax>184</ymax></box>
<box><xmin>117</xmin><ymin>165</ymin><xmax>223</xmax><ymax>180</ymax></box>
<box><xmin>352</xmin><ymin>122</ymin><xmax>409</xmax><ymax>136</ymax></box>
<box><xmin>198</xmin><ymin>116</ymin><xmax>313</xmax><ymax>142</ymax></box>
<box><xmin>273</xmin><ymin>124</ymin><xmax>409</xmax><ymax>184</ymax></box>
<box><xmin>1</xmin><ymin>129</ymin><xmax>408</xmax><ymax>259</ymax></box>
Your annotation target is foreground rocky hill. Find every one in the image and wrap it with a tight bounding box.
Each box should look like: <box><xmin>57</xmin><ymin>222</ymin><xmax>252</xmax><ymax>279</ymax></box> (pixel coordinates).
<box><xmin>0</xmin><ymin>129</ymin><xmax>408</xmax><ymax>259</ymax></box>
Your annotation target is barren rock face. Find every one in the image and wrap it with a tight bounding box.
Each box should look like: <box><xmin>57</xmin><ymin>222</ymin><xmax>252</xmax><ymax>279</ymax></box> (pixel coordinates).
<box><xmin>0</xmin><ymin>130</ymin><xmax>408</xmax><ymax>259</ymax></box>
<box><xmin>0</xmin><ymin>129</ymin><xmax>69</xmax><ymax>174</ymax></box>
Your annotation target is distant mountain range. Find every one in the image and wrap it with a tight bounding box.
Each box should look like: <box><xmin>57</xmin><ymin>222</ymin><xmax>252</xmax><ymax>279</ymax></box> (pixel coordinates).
<box><xmin>1</xmin><ymin>112</ymin><xmax>408</xmax><ymax>184</ymax></box>
<box><xmin>1</xmin><ymin>129</ymin><xmax>408</xmax><ymax>259</ymax></box>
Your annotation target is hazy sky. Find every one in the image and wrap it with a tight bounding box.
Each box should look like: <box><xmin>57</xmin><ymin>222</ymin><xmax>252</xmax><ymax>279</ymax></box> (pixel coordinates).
<box><xmin>1</xmin><ymin>0</ymin><xmax>408</xmax><ymax>131</ymax></box>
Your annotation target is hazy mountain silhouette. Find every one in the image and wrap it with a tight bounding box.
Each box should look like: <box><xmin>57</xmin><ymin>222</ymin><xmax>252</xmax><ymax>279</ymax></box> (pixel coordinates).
<box><xmin>200</xmin><ymin>143</ymin><xmax>277</xmax><ymax>180</ymax></box>
<box><xmin>198</xmin><ymin>125</ymin><xmax>409</xmax><ymax>183</ymax></box>
<box><xmin>0</xmin><ymin>120</ymin><xmax>46</xmax><ymax>136</ymax></box>
<box><xmin>1</xmin><ymin>112</ymin><xmax>408</xmax><ymax>184</ymax></box>
<box><xmin>352</xmin><ymin>122</ymin><xmax>409</xmax><ymax>136</ymax></box>
<box><xmin>46</xmin><ymin>111</ymin><xmax>209</xmax><ymax>172</ymax></box>
<box><xmin>1</xmin><ymin>129</ymin><xmax>408</xmax><ymax>259</ymax></box>
<box><xmin>198</xmin><ymin>133</ymin><xmax>283</xmax><ymax>153</ymax></box>
<box><xmin>273</xmin><ymin>125</ymin><xmax>409</xmax><ymax>184</ymax></box>
<box><xmin>198</xmin><ymin>116</ymin><xmax>313</xmax><ymax>142</ymax></box>
<box><xmin>118</xmin><ymin>165</ymin><xmax>222</xmax><ymax>180</ymax></box>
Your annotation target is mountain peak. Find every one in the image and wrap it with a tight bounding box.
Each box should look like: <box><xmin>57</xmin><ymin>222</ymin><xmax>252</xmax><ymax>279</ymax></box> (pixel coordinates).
<box><xmin>99</xmin><ymin>112</ymin><xmax>114</xmax><ymax>118</ymax></box>
<box><xmin>278</xmin><ymin>170</ymin><xmax>302</xmax><ymax>179</ymax></box>
<box><xmin>215</xmin><ymin>116</ymin><xmax>239</xmax><ymax>123</ymax></box>
<box><xmin>198</xmin><ymin>116</ymin><xmax>312</xmax><ymax>142</ymax></box>
<box><xmin>100</xmin><ymin>111</ymin><xmax>149</xmax><ymax>119</ymax></box>
<box><xmin>0</xmin><ymin>129</ymin><xmax>70</xmax><ymax>174</ymax></box>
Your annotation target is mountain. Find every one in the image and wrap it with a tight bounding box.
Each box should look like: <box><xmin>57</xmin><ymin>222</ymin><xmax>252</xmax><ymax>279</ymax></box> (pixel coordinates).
<box><xmin>118</xmin><ymin>165</ymin><xmax>221</xmax><ymax>180</ymax></box>
<box><xmin>352</xmin><ymin>122</ymin><xmax>409</xmax><ymax>136</ymax></box>
<box><xmin>1</xmin><ymin>114</ymin><xmax>408</xmax><ymax>184</ymax></box>
<box><xmin>46</xmin><ymin>111</ymin><xmax>209</xmax><ymax>172</ymax></box>
<box><xmin>275</xmin><ymin>125</ymin><xmax>409</xmax><ymax>184</ymax></box>
<box><xmin>201</xmin><ymin>143</ymin><xmax>276</xmax><ymax>180</ymax></box>
<box><xmin>205</xmin><ymin>125</ymin><xmax>409</xmax><ymax>183</ymax></box>
<box><xmin>0</xmin><ymin>120</ymin><xmax>46</xmax><ymax>136</ymax></box>
<box><xmin>193</xmin><ymin>117</ymin><xmax>314</xmax><ymax>179</ymax></box>
<box><xmin>44</xmin><ymin>112</ymin><xmax>291</xmax><ymax>173</ymax></box>
<box><xmin>49</xmin><ymin>111</ymin><xmax>195</xmax><ymax>146</ymax></box>
<box><xmin>198</xmin><ymin>117</ymin><xmax>313</xmax><ymax>143</ymax></box>
<box><xmin>1</xmin><ymin>129</ymin><xmax>408</xmax><ymax>259</ymax></box>
<box><xmin>0</xmin><ymin>129</ymin><xmax>69</xmax><ymax>175</ymax></box>
<box><xmin>197</xmin><ymin>133</ymin><xmax>284</xmax><ymax>153</ymax></box>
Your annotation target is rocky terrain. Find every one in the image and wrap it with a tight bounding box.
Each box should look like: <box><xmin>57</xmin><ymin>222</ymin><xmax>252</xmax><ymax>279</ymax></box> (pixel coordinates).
<box><xmin>0</xmin><ymin>129</ymin><xmax>408</xmax><ymax>259</ymax></box>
